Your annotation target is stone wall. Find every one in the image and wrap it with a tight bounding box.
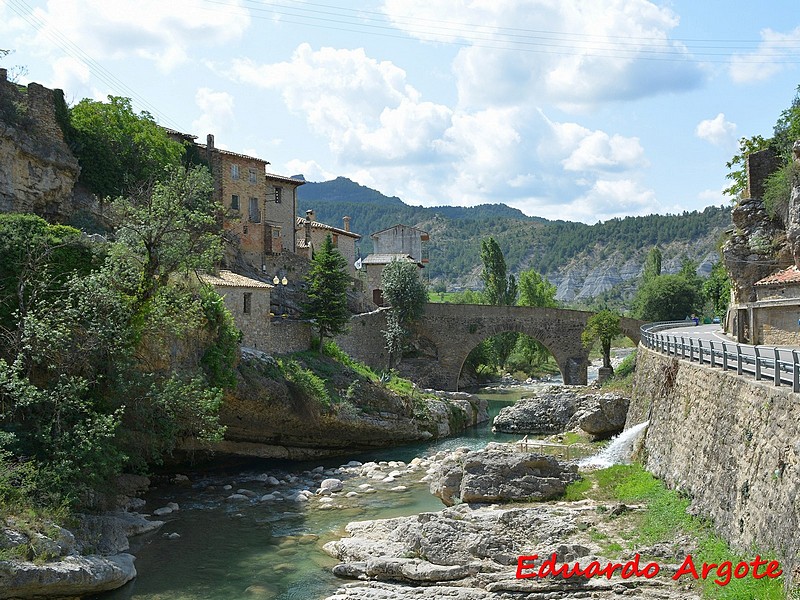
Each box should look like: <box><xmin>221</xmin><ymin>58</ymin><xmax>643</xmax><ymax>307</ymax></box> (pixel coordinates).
<box><xmin>0</xmin><ymin>72</ymin><xmax>80</xmax><ymax>221</ymax></box>
<box><xmin>269</xmin><ymin>319</ymin><xmax>312</xmax><ymax>354</ymax></box>
<box><xmin>336</xmin><ymin>309</ymin><xmax>390</xmax><ymax>370</ymax></box>
<box><xmin>629</xmin><ymin>347</ymin><xmax>800</xmax><ymax>582</ymax></box>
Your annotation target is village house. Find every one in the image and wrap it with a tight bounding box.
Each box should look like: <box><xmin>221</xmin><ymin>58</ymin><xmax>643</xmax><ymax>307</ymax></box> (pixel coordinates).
<box><xmin>362</xmin><ymin>224</ymin><xmax>429</xmax><ymax>305</ymax></box>
<box><xmin>201</xmin><ymin>134</ymin><xmax>305</xmax><ymax>269</ymax></box>
<box><xmin>742</xmin><ymin>266</ymin><xmax>800</xmax><ymax>346</ymax></box>
<box><xmin>295</xmin><ymin>209</ymin><xmax>362</xmax><ymax>276</ymax></box>
<box><xmin>199</xmin><ymin>270</ymin><xmax>272</xmax><ymax>350</ymax></box>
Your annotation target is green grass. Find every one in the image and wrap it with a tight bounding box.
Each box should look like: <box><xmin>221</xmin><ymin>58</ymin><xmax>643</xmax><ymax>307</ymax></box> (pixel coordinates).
<box><xmin>564</xmin><ymin>465</ymin><xmax>788</xmax><ymax>599</ymax></box>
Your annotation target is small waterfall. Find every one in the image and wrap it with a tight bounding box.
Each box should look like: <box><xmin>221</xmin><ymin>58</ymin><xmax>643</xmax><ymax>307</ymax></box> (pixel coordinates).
<box><xmin>579</xmin><ymin>421</ymin><xmax>649</xmax><ymax>468</ymax></box>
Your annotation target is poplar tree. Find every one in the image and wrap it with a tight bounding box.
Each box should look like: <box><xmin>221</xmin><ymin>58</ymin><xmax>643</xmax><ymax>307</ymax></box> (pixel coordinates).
<box><xmin>302</xmin><ymin>235</ymin><xmax>350</xmax><ymax>351</ymax></box>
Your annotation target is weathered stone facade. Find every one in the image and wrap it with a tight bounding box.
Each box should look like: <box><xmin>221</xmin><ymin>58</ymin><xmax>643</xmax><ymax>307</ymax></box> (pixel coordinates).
<box><xmin>296</xmin><ymin>210</ymin><xmax>361</xmax><ymax>276</ymax></box>
<box><xmin>628</xmin><ymin>347</ymin><xmax>800</xmax><ymax>585</ymax></box>
<box><xmin>0</xmin><ymin>70</ymin><xmax>80</xmax><ymax>221</ymax></box>
<box><xmin>337</xmin><ymin>304</ymin><xmax>643</xmax><ymax>390</ymax></box>
<box><xmin>200</xmin><ymin>270</ymin><xmax>272</xmax><ymax>351</ymax></box>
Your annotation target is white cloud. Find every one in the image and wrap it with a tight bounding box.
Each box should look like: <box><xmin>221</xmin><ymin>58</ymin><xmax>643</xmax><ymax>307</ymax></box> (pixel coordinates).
<box><xmin>561</xmin><ymin>179</ymin><xmax>659</xmax><ymax>222</ymax></box>
<box><xmin>695</xmin><ymin>113</ymin><xmax>737</xmax><ymax>146</ymax></box>
<box><xmin>46</xmin><ymin>56</ymin><xmax>90</xmax><ymax>93</ymax></box>
<box><xmin>191</xmin><ymin>87</ymin><xmax>235</xmax><ymax>136</ymax></box>
<box><xmin>26</xmin><ymin>0</ymin><xmax>250</xmax><ymax>71</ymax></box>
<box><xmin>383</xmin><ymin>0</ymin><xmax>706</xmax><ymax>110</ymax></box>
<box><xmin>730</xmin><ymin>26</ymin><xmax>800</xmax><ymax>84</ymax></box>
<box><xmin>284</xmin><ymin>159</ymin><xmax>335</xmax><ymax>182</ymax></box>
<box><xmin>541</xmin><ymin>118</ymin><xmax>646</xmax><ymax>173</ymax></box>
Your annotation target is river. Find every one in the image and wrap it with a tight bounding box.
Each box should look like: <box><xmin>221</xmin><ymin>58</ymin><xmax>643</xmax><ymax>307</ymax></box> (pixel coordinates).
<box><xmin>94</xmin><ymin>382</ymin><xmax>582</xmax><ymax>600</ymax></box>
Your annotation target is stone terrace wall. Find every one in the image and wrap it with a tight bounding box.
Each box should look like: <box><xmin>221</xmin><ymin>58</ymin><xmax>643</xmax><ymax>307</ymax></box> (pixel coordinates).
<box><xmin>629</xmin><ymin>347</ymin><xmax>800</xmax><ymax>582</ymax></box>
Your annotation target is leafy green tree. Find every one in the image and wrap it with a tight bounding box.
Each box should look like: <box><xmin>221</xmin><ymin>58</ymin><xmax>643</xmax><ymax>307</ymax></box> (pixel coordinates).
<box><xmin>773</xmin><ymin>85</ymin><xmax>800</xmax><ymax>160</ymax></box>
<box><xmin>303</xmin><ymin>235</ymin><xmax>350</xmax><ymax>351</ymax></box>
<box><xmin>108</xmin><ymin>165</ymin><xmax>222</xmax><ymax>309</ymax></box>
<box><xmin>381</xmin><ymin>260</ymin><xmax>428</xmax><ymax>366</ymax></box>
<box><xmin>514</xmin><ymin>267</ymin><xmax>558</xmax><ymax>370</ymax></box>
<box><xmin>703</xmin><ymin>262</ymin><xmax>731</xmax><ymax>318</ymax></box>
<box><xmin>480</xmin><ymin>237</ymin><xmax>517</xmax><ymax>305</ymax></box>
<box><xmin>582</xmin><ymin>310</ymin><xmax>622</xmax><ymax>370</ymax></box>
<box><xmin>642</xmin><ymin>247</ymin><xmax>662</xmax><ymax>283</ymax></box>
<box><xmin>69</xmin><ymin>96</ymin><xmax>184</xmax><ymax>197</ymax></box>
<box><xmin>724</xmin><ymin>135</ymin><xmax>771</xmax><ymax>199</ymax></box>
<box><xmin>634</xmin><ymin>274</ymin><xmax>702</xmax><ymax>322</ymax></box>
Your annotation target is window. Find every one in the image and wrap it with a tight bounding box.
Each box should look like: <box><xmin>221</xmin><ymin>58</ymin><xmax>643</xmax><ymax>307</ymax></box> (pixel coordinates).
<box><xmin>243</xmin><ymin>292</ymin><xmax>252</xmax><ymax>315</ymax></box>
<box><xmin>243</xmin><ymin>225</ymin><xmax>248</xmax><ymax>234</ymax></box>
<box><xmin>231</xmin><ymin>164</ymin><xmax>239</xmax><ymax>180</ymax></box>
<box><xmin>274</xmin><ymin>186</ymin><xmax>282</xmax><ymax>203</ymax></box>
<box><xmin>249</xmin><ymin>168</ymin><xmax>257</xmax><ymax>183</ymax></box>
<box><xmin>272</xmin><ymin>227</ymin><xmax>281</xmax><ymax>238</ymax></box>
<box><xmin>249</xmin><ymin>197</ymin><xmax>261</xmax><ymax>223</ymax></box>
<box><xmin>231</xmin><ymin>194</ymin><xmax>239</xmax><ymax>210</ymax></box>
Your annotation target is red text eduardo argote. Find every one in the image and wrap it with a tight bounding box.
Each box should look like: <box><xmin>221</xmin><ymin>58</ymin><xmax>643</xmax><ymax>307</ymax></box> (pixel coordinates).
<box><xmin>516</xmin><ymin>553</ymin><xmax>782</xmax><ymax>586</ymax></box>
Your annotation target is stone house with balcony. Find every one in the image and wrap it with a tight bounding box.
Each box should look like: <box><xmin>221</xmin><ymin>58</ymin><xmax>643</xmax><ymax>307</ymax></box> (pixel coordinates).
<box><xmin>295</xmin><ymin>209</ymin><xmax>362</xmax><ymax>277</ymax></box>
<box><xmin>200</xmin><ymin>134</ymin><xmax>305</xmax><ymax>269</ymax></box>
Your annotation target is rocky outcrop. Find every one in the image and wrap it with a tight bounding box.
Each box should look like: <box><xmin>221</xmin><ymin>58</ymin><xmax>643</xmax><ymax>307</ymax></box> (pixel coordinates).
<box><xmin>492</xmin><ymin>388</ymin><xmax>629</xmax><ymax>438</ymax></box>
<box><xmin>187</xmin><ymin>352</ymin><xmax>489</xmax><ymax>460</ymax></box>
<box><xmin>426</xmin><ymin>443</ymin><xmax>580</xmax><ymax>506</ymax></box>
<box><xmin>575</xmin><ymin>264</ymin><xmax>623</xmax><ymax>299</ymax></box>
<box><xmin>0</xmin><ymin>554</ymin><xmax>136</xmax><ymax>599</ymax></box>
<box><xmin>323</xmin><ymin>501</ymin><xmax>701</xmax><ymax>600</ymax></box>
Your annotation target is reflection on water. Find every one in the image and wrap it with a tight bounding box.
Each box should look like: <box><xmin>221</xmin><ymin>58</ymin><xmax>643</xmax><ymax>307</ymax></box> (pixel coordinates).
<box><xmin>93</xmin><ymin>382</ymin><xmax>557</xmax><ymax>600</ymax></box>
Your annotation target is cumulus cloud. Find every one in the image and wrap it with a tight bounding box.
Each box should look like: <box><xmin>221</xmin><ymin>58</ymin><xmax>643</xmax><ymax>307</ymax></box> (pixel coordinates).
<box><xmin>26</xmin><ymin>0</ymin><xmax>250</xmax><ymax>71</ymax></box>
<box><xmin>382</xmin><ymin>0</ymin><xmax>706</xmax><ymax>110</ymax></box>
<box><xmin>540</xmin><ymin>118</ymin><xmax>647</xmax><ymax>173</ymax></box>
<box><xmin>695</xmin><ymin>113</ymin><xmax>737</xmax><ymax>146</ymax></box>
<box><xmin>730</xmin><ymin>26</ymin><xmax>800</xmax><ymax>83</ymax></box>
<box><xmin>191</xmin><ymin>87</ymin><xmax>235</xmax><ymax>136</ymax></box>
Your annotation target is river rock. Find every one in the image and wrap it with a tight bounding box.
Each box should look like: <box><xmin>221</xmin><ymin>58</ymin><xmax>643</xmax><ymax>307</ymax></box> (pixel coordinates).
<box><xmin>492</xmin><ymin>387</ymin><xmax>581</xmax><ymax>433</ymax></box>
<box><xmin>0</xmin><ymin>554</ymin><xmax>136</xmax><ymax>599</ymax></box>
<box><xmin>320</xmin><ymin>478</ymin><xmax>344</xmax><ymax>493</ymax></box>
<box><xmin>574</xmin><ymin>393</ymin><xmax>630</xmax><ymax>437</ymax></box>
<box><xmin>427</xmin><ymin>443</ymin><xmax>579</xmax><ymax>506</ymax></box>
<box><xmin>75</xmin><ymin>513</ymin><xmax>164</xmax><ymax>555</ymax></box>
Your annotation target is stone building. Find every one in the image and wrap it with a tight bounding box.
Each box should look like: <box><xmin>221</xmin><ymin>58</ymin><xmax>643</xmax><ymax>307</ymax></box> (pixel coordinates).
<box><xmin>363</xmin><ymin>254</ymin><xmax>424</xmax><ymax>306</ymax></box>
<box><xmin>370</xmin><ymin>224</ymin><xmax>429</xmax><ymax>264</ymax></box>
<box><xmin>362</xmin><ymin>224</ymin><xmax>428</xmax><ymax>305</ymax></box>
<box><xmin>740</xmin><ymin>266</ymin><xmax>800</xmax><ymax>345</ymax></box>
<box><xmin>200</xmin><ymin>270</ymin><xmax>272</xmax><ymax>350</ymax></box>
<box><xmin>200</xmin><ymin>134</ymin><xmax>305</xmax><ymax>268</ymax></box>
<box><xmin>295</xmin><ymin>209</ymin><xmax>362</xmax><ymax>276</ymax></box>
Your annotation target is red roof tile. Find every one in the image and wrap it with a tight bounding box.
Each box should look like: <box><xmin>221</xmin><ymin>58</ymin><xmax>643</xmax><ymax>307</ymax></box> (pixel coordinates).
<box><xmin>754</xmin><ymin>265</ymin><xmax>800</xmax><ymax>286</ymax></box>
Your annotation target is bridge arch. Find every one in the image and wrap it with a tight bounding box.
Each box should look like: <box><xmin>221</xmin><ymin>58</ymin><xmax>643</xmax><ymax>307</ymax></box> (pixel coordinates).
<box><xmin>337</xmin><ymin>304</ymin><xmax>644</xmax><ymax>392</ymax></box>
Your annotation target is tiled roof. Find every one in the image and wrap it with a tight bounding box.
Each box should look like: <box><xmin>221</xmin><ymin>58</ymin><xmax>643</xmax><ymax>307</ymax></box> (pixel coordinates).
<box><xmin>200</xmin><ymin>270</ymin><xmax>272</xmax><ymax>289</ymax></box>
<box><xmin>296</xmin><ymin>239</ymin><xmax>311</xmax><ymax>248</ymax></box>
<box><xmin>162</xmin><ymin>127</ymin><xmax>197</xmax><ymax>140</ymax></box>
<box><xmin>362</xmin><ymin>253</ymin><xmax>422</xmax><ymax>266</ymax></box>
<box><xmin>755</xmin><ymin>265</ymin><xmax>800</xmax><ymax>286</ymax></box>
<box><xmin>196</xmin><ymin>143</ymin><xmax>270</xmax><ymax>165</ymax></box>
<box><xmin>295</xmin><ymin>217</ymin><xmax>361</xmax><ymax>239</ymax></box>
<box><xmin>370</xmin><ymin>223</ymin><xmax>429</xmax><ymax>238</ymax></box>
<box><xmin>266</xmin><ymin>172</ymin><xmax>305</xmax><ymax>186</ymax></box>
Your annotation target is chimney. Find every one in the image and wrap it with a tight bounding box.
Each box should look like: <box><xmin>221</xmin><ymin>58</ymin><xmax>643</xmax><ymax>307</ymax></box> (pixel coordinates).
<box><xmin>206</xmin><ymin>134</ymin><xmax>215</xmax><ymax>149</ymax></box>
<box><xmin>305</xmin><ymin>209</ymin><xmax>312</xmax><ymax>244</ymax></box>
<box><xmin>343</xmin><ymin>216</ymin><xmax>351</xmax><ymax>232</ymax></box>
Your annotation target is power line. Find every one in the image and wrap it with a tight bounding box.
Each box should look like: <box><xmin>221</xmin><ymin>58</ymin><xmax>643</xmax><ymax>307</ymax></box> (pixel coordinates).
<box><xmin>7</xmin><ymin>0</ymin><xmax>182</xmax><ymax>128</ymax></box>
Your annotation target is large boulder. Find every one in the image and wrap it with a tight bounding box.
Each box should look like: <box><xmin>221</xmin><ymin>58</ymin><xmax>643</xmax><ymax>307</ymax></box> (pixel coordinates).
<box><xmin>0</xmin><ymin>554</ymin><xmax>136</xmax><ymax>599</ymax></box>
<box><xmin>427</xmin><ymin>443</ymin><xmax>579</xmax><ymax>506</ymax></box>
<box><xmin>574</xmin><ymin>393</ymin><xmax>630</xmax><ymax>437</ymax></box>
<box><xmin>492</xmin><ymin>387</ymin><xmax>580</xmax><ymax>434</ymax></box>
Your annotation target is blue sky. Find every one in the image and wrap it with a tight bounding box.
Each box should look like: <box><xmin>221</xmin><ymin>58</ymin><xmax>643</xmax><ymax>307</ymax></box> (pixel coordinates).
<box><xmin>2</xmin><ymin>0</ymin><xmax>800</xmax><ymax>223</ymax></box>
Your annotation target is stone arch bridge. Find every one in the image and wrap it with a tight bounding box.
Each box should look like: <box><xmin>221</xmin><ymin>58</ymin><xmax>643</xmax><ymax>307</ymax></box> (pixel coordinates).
<box><xmin>337</xmin><ymin>303</ymin><xmax>643</xmax><ymax>391</ymax></box>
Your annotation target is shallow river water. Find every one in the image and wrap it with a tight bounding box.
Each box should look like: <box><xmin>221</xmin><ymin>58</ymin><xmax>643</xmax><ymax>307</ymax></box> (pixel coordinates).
<box><xmin>94</xmin><ymin>383</ymin><xmax>569</xmax><ymax>600</ymax></box>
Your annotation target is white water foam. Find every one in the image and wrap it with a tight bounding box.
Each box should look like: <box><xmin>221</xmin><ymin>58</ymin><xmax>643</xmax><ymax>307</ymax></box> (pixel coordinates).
<box><xmin>578</xmin><ymin>421</ymin><xmax>649</xmax><ymax>469</ymax></box>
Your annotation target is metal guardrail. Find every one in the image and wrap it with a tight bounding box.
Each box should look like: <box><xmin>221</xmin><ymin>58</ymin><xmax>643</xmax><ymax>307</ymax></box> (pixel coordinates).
<box><xmin>640</xmin><ymin>322</ymin><xmax>800</xmax><ymax>393</ymax></box>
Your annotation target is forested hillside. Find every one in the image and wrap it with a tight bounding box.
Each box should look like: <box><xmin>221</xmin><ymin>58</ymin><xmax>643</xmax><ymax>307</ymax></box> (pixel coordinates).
<box><xmin>298</xmin><ymin>177</ymin><xmax>731</xmax><ymax>299</ymax></box>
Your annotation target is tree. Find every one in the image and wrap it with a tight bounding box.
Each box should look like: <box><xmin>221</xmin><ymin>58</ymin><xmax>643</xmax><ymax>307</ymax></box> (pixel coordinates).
<box><xmin>518</xmin><ymin>268</ymin><xmax>557</xmax><ymax>308</ymax></box>
<box><xmin>582</xmin><ymin>310</ymin><xmax>622</xmax><ymax>370</ymax></box>
<box><xmin>381</xmin><ymin>260</ymin><xmax>428</xmax><ymax>366</ymax></box>
<box><xmin>703</xmin><ymin>261</ymin><xmax>731</xmax><ymax>318</ymax></box>
<box><xmin>303</xmin><ymin>235</ymin><xmax>350</xmax><ymax>351</ymax></box>
<box><xmin>634</xmin><ymin>274</ymin><xmax>702</xmax><ymax>322</ymax></box>
<box><xmin>642</xmin><ymin>247</ymin><xmax>662</xmax><ymax>283</ymax></box>
<box><xmin>480</xmin><ymin>237</ymin><xmax>517</xmax><ymax>306</ymax></box>
<box><xmin>69</xmin><ymin>96</ymin><xmax>184</xmax><ymax>197</ymax></box>
<box><xmin>109</xmin><ymin>165</ymin><xmax>222</xmax><ymax>309</ymax></box>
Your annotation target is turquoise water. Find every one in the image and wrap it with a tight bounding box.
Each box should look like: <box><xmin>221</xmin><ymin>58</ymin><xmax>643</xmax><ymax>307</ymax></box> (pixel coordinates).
<box><xmin>93</xmin><ymin>385</ymin><xmax>553</xmax><ymax>600</ymax></box>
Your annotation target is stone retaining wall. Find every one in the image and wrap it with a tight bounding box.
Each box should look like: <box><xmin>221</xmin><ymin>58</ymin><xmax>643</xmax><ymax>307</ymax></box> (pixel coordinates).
<box><xmin>628</xmin><ymin>346</ymin><xmax>800</xmax><ymax>583</ymax></box>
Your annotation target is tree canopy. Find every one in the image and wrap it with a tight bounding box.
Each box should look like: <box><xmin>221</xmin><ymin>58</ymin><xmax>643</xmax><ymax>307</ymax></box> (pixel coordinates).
<box><xmin>480</xmin><ymin>237</ymin><xmax>517</xmax><ymax>306</ymax></box>
<box><xmin>582</xmin><ymin>310</ymin><xmax>622</xmax><ymax>370</ymax></box>
<box><xmin>69</xmin><ymin>96</ymin><xmax>184</xmax><ymax>197</ymax></box>
<box><xmin>634</xmin><ymin>273</ymin><xmax>702</xmax><ymax>322</ymax></box>
<box><xmin>381</xmin><ymin>260</ymin><xmax>428</xmax><ymax>366</ymax></box>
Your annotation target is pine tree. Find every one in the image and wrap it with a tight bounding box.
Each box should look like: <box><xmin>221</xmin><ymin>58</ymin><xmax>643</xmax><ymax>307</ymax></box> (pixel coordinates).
<box><xmin>302</xmin><ymin>235</ymin><xmax>350</xmax><ymax>351</ymax></box>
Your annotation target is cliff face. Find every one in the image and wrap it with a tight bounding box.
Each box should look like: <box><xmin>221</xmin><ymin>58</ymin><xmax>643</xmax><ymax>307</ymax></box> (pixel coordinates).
<box><xmin>0</xmin><ymin>71</ymin><xmax>81</xmax><ymax>221</ymax></box>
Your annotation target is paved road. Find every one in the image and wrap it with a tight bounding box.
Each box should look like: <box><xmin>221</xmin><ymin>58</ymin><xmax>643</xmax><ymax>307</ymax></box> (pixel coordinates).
<box><xmin>655</xmin><ymin>323</ymin><xmax>800</xmax><ymax>384</ymax></box>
